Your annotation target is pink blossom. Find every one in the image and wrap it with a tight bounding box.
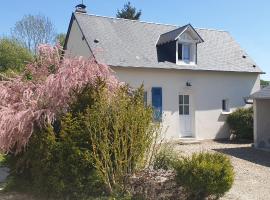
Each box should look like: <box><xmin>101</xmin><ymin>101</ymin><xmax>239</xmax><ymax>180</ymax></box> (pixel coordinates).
<box><xmin>0</xmin><ymin>44</ymin><xmax>120</xmax><ymax>154</ymax></box>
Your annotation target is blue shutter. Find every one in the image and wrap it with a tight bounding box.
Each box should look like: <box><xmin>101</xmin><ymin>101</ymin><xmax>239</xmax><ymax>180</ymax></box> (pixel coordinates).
<box><xmin>152</xmin><ymin>87</ymin><xmax>162</xmax><ymax>121</ymax></box>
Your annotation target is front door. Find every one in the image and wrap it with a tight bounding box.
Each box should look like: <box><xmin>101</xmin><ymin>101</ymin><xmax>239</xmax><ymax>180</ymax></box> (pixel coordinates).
<box><xmin>179</xmin><ymin>94</ymin><xmax>192</xmax><ymax>137</ymax></box>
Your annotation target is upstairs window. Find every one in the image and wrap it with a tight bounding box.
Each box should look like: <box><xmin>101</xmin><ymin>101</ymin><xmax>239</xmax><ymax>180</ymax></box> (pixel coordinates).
<box><xmin>183</xmin><ymin>44</ymin><xmax>191</xmax><ymax>60</ymax></box>
<box><xmin>177</xmin><ymin>43</ymin><xmax>193</xmax><ymax>64</ymax></box>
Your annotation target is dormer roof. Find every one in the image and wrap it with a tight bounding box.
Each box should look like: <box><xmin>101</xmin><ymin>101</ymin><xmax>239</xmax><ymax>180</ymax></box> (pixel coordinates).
<box><xmin>157</xmin><ymin>24</ymin><xmax>204</xmax><ymax>46</ymax></box>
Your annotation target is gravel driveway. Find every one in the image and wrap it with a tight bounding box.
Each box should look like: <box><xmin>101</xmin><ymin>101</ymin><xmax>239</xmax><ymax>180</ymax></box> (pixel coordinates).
<box><xmin>174</xmin><ymin>140</ymin><xmax>270</xmax><ymax>200</ymax></box>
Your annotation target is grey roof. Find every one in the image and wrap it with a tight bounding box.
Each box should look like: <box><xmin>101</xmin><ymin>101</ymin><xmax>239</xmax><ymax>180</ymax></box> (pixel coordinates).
<box><xmin>156</xmin><ymin>25</ymin><xmax>188</xmax><ymax>45</ymax></box>
<box><xmin>250</xmin><ymin>86</ymin><xmax>270</xmax><ymax>99</ymax></box>
<box><xmin>156</xmin><ymin>24</ymin><xmax>204</xmax><ymax>46</ymax></box>
<box><xmin>73</xmin><ymin>13</ymin><xmax>263</xmax><ymax>73</ymax></box>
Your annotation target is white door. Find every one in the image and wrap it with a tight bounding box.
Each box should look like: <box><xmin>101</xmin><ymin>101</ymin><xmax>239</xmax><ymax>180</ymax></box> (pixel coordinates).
<box><xmin>179</xmin><ymin>94</ymin><xmax>192</xmax><ymax>137</ymax></box>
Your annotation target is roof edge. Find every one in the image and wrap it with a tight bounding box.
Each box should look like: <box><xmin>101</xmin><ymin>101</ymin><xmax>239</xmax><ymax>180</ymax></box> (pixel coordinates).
<box><xmin>109</xmin><ymin>64</ymin><xmax>263</xmax><ymax>74</ymax></box>
<box><xmin>74</xmin><ymin>12</ymin><xmax>228</xmax><ymax>33</ymax></box>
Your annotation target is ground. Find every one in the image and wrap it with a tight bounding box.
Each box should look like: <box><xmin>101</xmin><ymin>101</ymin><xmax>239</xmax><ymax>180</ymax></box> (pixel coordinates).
<box><xmin>0</xmin><ymin>141</ymin><xmax>270</xmax><ymax>199</ymax></box>
<box><xmin>174</xmin><ymin>140</ymin><xmax>270</xmax><ymax>200</ymax></box>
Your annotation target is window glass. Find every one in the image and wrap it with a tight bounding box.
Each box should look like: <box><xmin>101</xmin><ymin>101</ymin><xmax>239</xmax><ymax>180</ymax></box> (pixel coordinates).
<box><xmin>222</xmin><ymin>99</ymin><xmax>229</xmax><ymax>112</ymax></box>
<box><xmin>184</xmin><ymin>95</ymin><xmax>189</xmax><ymax>104</ymax></box>
<box><xmin>179</xmin><ymin>95</ymin><xmax>183</xmax><ymax>104</ymax></box>
<box><xmin>184</xmin><ymin>105</ymin><xmax>189</xmax><ymax>115</ymax></box>
<box><xmin>179</xmin><ymin>105</ymin><xmax>184</xmax><ymax>115</ymax></box>
<box><xmin>183</xmin><ymin>44</ymin><xmax>190</xmax><ymax>60</ymax></box>
<box><xmin>178</xmin><ymin>44</ymin><xmax>182</xmax><ymax>60</ymax></box>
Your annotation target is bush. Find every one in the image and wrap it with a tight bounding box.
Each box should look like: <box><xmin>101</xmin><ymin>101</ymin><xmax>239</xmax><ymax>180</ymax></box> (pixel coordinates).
<box><xmin>174</xmin><ymin>152</ymin><xmax>234</xmax><ymax>200</ymax></box>
<box><xmin>0</xmin><ymin>38</ymin><xmax>33</xmax><ymax>72</ymax></box>
<box><xmin>153</xmin><ymin>144</ymin><xmax>178</xmax><ymax>170</ymax></box>
<box><xmin>227</xmin><ymin>107</ymin><xmax>253</xmax><ymax>140</ymax></box>
<box><xmin>6</xmin><ymin>81</ymin><xmax>159</xmax><ymax>199</ymax></box>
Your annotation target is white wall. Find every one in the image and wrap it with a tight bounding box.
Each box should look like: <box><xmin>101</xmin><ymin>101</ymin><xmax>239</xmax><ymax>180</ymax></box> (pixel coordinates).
<box><xmin>112</xmin><ymin>66</ymin><xmax>260</xmax><ymax>140</ymax></box>
<box><xmin>254</xmin><ymin>99</ymin><xmax>270</xmax><ymax>148</ymax></box>
<box><xmin>65</xmin><ymin>18</ymin><xmax>93</xmax><ymax>58</ymax></box>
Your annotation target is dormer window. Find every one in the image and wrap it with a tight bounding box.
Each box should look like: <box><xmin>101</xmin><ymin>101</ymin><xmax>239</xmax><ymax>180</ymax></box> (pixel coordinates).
<box><xmin>156</xmin><ymin>24</ymin><xmax>203</xmax><ymax>65</ymax></box>
<box><xmin>177</xmin><ymin>42</ymin><xmax>195</xmax><ymax>65</ymax></box>
<box><xmin>178</xmin><ymin>43</ymin><xmax>191</xmax><ymax>62</ymax></box>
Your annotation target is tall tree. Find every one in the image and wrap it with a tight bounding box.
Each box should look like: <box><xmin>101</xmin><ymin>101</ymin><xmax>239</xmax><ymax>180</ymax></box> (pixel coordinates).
<box><xmin>116</xmin><ymin>1</ymin><xmax>142</xmax><ymax>20</ymax></box>
<box><xmin>0</xmin><ymin>38</ymin><xmax>33</xmax><ymax>72</ymax></box>
<box><xmin>11</xmin><ymin>14</ymin><xmax>56</xmax><ymax>54</ymax></box>
<box><xmin>55</xmin><ymin>33</ymin><xmax>66</xmax><ymax>47</ymax></box>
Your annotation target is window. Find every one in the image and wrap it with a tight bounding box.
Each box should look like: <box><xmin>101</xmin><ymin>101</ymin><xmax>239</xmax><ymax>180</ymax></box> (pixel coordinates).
<box><xmin>178</xmin><ymin>44</ymin><xmax>182</xmax><ymax>60</ymax></box>
<box><xmin>144</xmin><ymin>91</ymin><xmax>147</xmax><ymax>107</ymax></box>
<box><xmin>222</xmin><ymin>99</ymin><xmax>230</xmax><ymax>112</ymax></box>
<box><xmin>183</xmin><ymin>44</ymin><xmax>191</xmax><ymax>60</ymax></box>
<box><xmin>178</xmin><ymin>43</ymin><xmax>192</xmax><ymax>63</ymax></box>
<box><xmin>179</xmin><ymin>95</ymin><xmax>189</xmax><ymax>115</ymax></box>
<box><xmin>152</xmin><ymin>87</ymin><xmax>162</xmax><ymax>121</ymax></box>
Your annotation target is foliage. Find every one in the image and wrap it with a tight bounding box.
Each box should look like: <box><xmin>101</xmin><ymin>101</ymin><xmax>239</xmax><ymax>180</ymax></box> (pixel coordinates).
<box><xmin>0</xmin><ymin>153</ymin><xmax>6</xmax><ymax>167</ymax></box>
<box><xmin>174</xmin><ymin>152</ymin><xmax>234</xmax><ymax>200</ymax></box>
<box><xmin>72</xmin><ymin>83</ymin><xmax>158</xmax><ymax>193</ymax></box>
<box><xmin>260</xmin><ymin>79</ymin><xmax>269</xmax><ymax>88</ymax></box>
<box><xmin>0</xmin><ymin>38</ymin><xmax>33</xmax><ymax>72</ymax></box>
<box><xmin>6</xmin><ymin>80</ymin><xmax>159</xmax><ymax>198</ymax></box>
<box><xmin>0</xmin><ymin>44</ymin><xmax>120</xmax><ymax>154</ymax></box>
<box><xmin>226</xmin><ymin>107</ymin><xmax>253</xmax><ymax>140</ymax></box>
<box><xmin>116</xmin><ymin>1</ymin><xmax>142</xmax><ymax>20</ymax></box>
<box><xmin>6</xmin><ymin>122</ymin><xmax>105</xmax><ymax>199</ymax></box>
<box><xmin>153</xmin><ymin>144</ymin><xmax>178</xmax><ymax>170</ymax></box>
<box><xmin>11</xmin><ymin>14</ymin><xmax>56</xmax><ymax>54</ymax></box>
<box><xmin>55</xmin><ymin>33</ymin><xmax>66</xmax><ymax>47</ymax></box>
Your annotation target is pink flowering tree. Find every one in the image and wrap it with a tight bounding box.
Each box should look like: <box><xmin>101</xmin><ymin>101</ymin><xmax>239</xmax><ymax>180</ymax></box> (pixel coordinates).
<box><xmin>0</xmin><ymin>44</ymin><xmax>120</xmax><ymax>154</ymax></box>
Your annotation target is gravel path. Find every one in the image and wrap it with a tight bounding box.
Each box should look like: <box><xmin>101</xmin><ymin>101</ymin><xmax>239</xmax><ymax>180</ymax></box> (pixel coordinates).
<box><xmin>174</xmin><ymin>140</ymin><xmax>270</xmax><ymax>200</ymax></box>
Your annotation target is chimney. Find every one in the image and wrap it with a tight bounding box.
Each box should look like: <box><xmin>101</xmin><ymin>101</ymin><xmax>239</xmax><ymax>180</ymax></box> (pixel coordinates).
<box><xmin>75</xmin><ymin>4</ymin><xmax>87</xmax><ymax>13</ymax></box>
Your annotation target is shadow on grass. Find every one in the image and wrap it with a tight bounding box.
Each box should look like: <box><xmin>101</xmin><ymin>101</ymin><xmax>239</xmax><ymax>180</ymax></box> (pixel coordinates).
<box><xmin>213</xmin><ymin>147</ymin><xmax>270</xmax><ymax>167</ymax></box>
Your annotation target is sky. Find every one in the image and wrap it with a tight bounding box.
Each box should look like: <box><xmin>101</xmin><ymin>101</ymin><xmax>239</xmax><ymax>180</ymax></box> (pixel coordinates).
<box><xmin>0</xmin><ymin>0</ymin><xmax>269</xmax><ymax>80</ymax></box>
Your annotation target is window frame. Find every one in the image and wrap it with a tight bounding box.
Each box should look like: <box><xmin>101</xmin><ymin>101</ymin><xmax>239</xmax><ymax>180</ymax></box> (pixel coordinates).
<box><xmin>176</xmin><ymin>41</ymin><xmax>196</xmax><ymax>65</ymax></box>
<box><xmin>179</xmin><ymin>95</ymin><xmax>190</xmax><ymax>116</ymax></box>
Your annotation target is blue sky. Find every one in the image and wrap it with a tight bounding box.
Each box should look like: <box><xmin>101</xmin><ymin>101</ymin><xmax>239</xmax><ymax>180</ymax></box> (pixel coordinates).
<box><xmin>1</xmin><ymin>0</ymin><xmax>269</xmax><ymax>80</ymax></box>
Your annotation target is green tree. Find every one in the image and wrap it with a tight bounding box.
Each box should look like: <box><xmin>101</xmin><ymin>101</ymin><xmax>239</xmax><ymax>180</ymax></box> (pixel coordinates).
<box><xmin>55</xmin><ymin>33</ymin><xmax>66</xmax><ymax>47</ymax></box>
<box><xmin>0</xmin><ymin>38</ymin><xmax>33</xmax><ymax>72</ymax></box>
<box><xmin>260</xmin><ymin>79</ymin><xmax>269</xmax><ymax>88</ymax></box>
<box><xmin>116</xmin><ymin>1</ymin><xmax>142</xmax><ymax>20</ymax></box>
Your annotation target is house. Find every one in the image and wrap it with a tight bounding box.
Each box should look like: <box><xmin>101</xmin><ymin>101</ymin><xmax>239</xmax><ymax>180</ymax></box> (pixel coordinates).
<box><xmin>250</xmin><ymin>86</ymin><xmax>270</xmax><ymax>148</ymax></box>
<box><xmin>64</xmin><ymin>4</ymin><xmax>263</xmax><ymax>140</ymax></box>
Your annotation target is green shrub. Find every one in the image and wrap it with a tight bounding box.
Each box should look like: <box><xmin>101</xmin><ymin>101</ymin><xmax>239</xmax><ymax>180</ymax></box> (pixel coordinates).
<box><xmin>227</xmin><ymin>107</ymin><xmax>253</xmax><ymax>140</ymax></box>
<box><xmin>7</xmin><ymin>123</ymin><xmax>105</xmax><ymax>199</ymax></box>
<box><xmin>81</xmin><ymin>84</ymin><xmax>158</xmax><ymax>193</ymax></box>
<box><xmin>174</xmin><ymin>152</ymin><xmax>234</xmax><ymax>200</ymax></box>
<box><xmin>6</xmin><ymin>81</ymin><xmax>159</xmax><ymax>199</ymax></box>
<box><xmin>0</xmin><ymin>38</ymin><xmax>33</xmax><ymax>72</ymax></box>
<box><xmin>153</xmin><ymin>144</ymin><xmax>178</xmax><ymax>170</ymax></box>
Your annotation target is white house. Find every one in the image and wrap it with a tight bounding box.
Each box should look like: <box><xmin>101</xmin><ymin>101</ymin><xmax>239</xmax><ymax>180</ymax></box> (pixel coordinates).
<box><xmin>64</xmin><ymin>4</ymin><xmax>263</xmax><ymax>140</ymax></box>
<box><xmin>250</xmin><ymin>86</ymin><xmax>270</xmax><ymax>148</ymax></box>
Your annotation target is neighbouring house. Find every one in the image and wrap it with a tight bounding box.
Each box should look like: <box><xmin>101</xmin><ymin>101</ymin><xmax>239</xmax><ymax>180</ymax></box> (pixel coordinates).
<box><xmin>250</xmin><ymin>86</ymin><xmax>270</xmax><ymax>148</ymax></box>
<box><xmin>64</xmin><ymin>4</ymin><xmax>263</xmax><ymax>140</ymax></box>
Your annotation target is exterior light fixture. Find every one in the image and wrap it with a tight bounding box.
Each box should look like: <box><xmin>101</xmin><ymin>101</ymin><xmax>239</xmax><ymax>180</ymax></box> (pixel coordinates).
<box><xmin>186</xmin><ymin>81</ymin><xmax>192</xmax><ymax>87</ymax></box>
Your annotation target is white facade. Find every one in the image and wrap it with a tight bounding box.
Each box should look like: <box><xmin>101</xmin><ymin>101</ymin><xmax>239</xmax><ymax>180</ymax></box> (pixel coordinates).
<box><xmin>112</xmin><ymin>66</ymin><xmax>260</xmax><ymax>140</ymax></box>
<box><xmin>254</xmin><ymin>99</ymin><xmax>270</xmax><ymax>148</ymax></box>
<box><xmin>65</xmin><ymin>16</ymin><xmax>261</xmax><ymax>140</ymax></box>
